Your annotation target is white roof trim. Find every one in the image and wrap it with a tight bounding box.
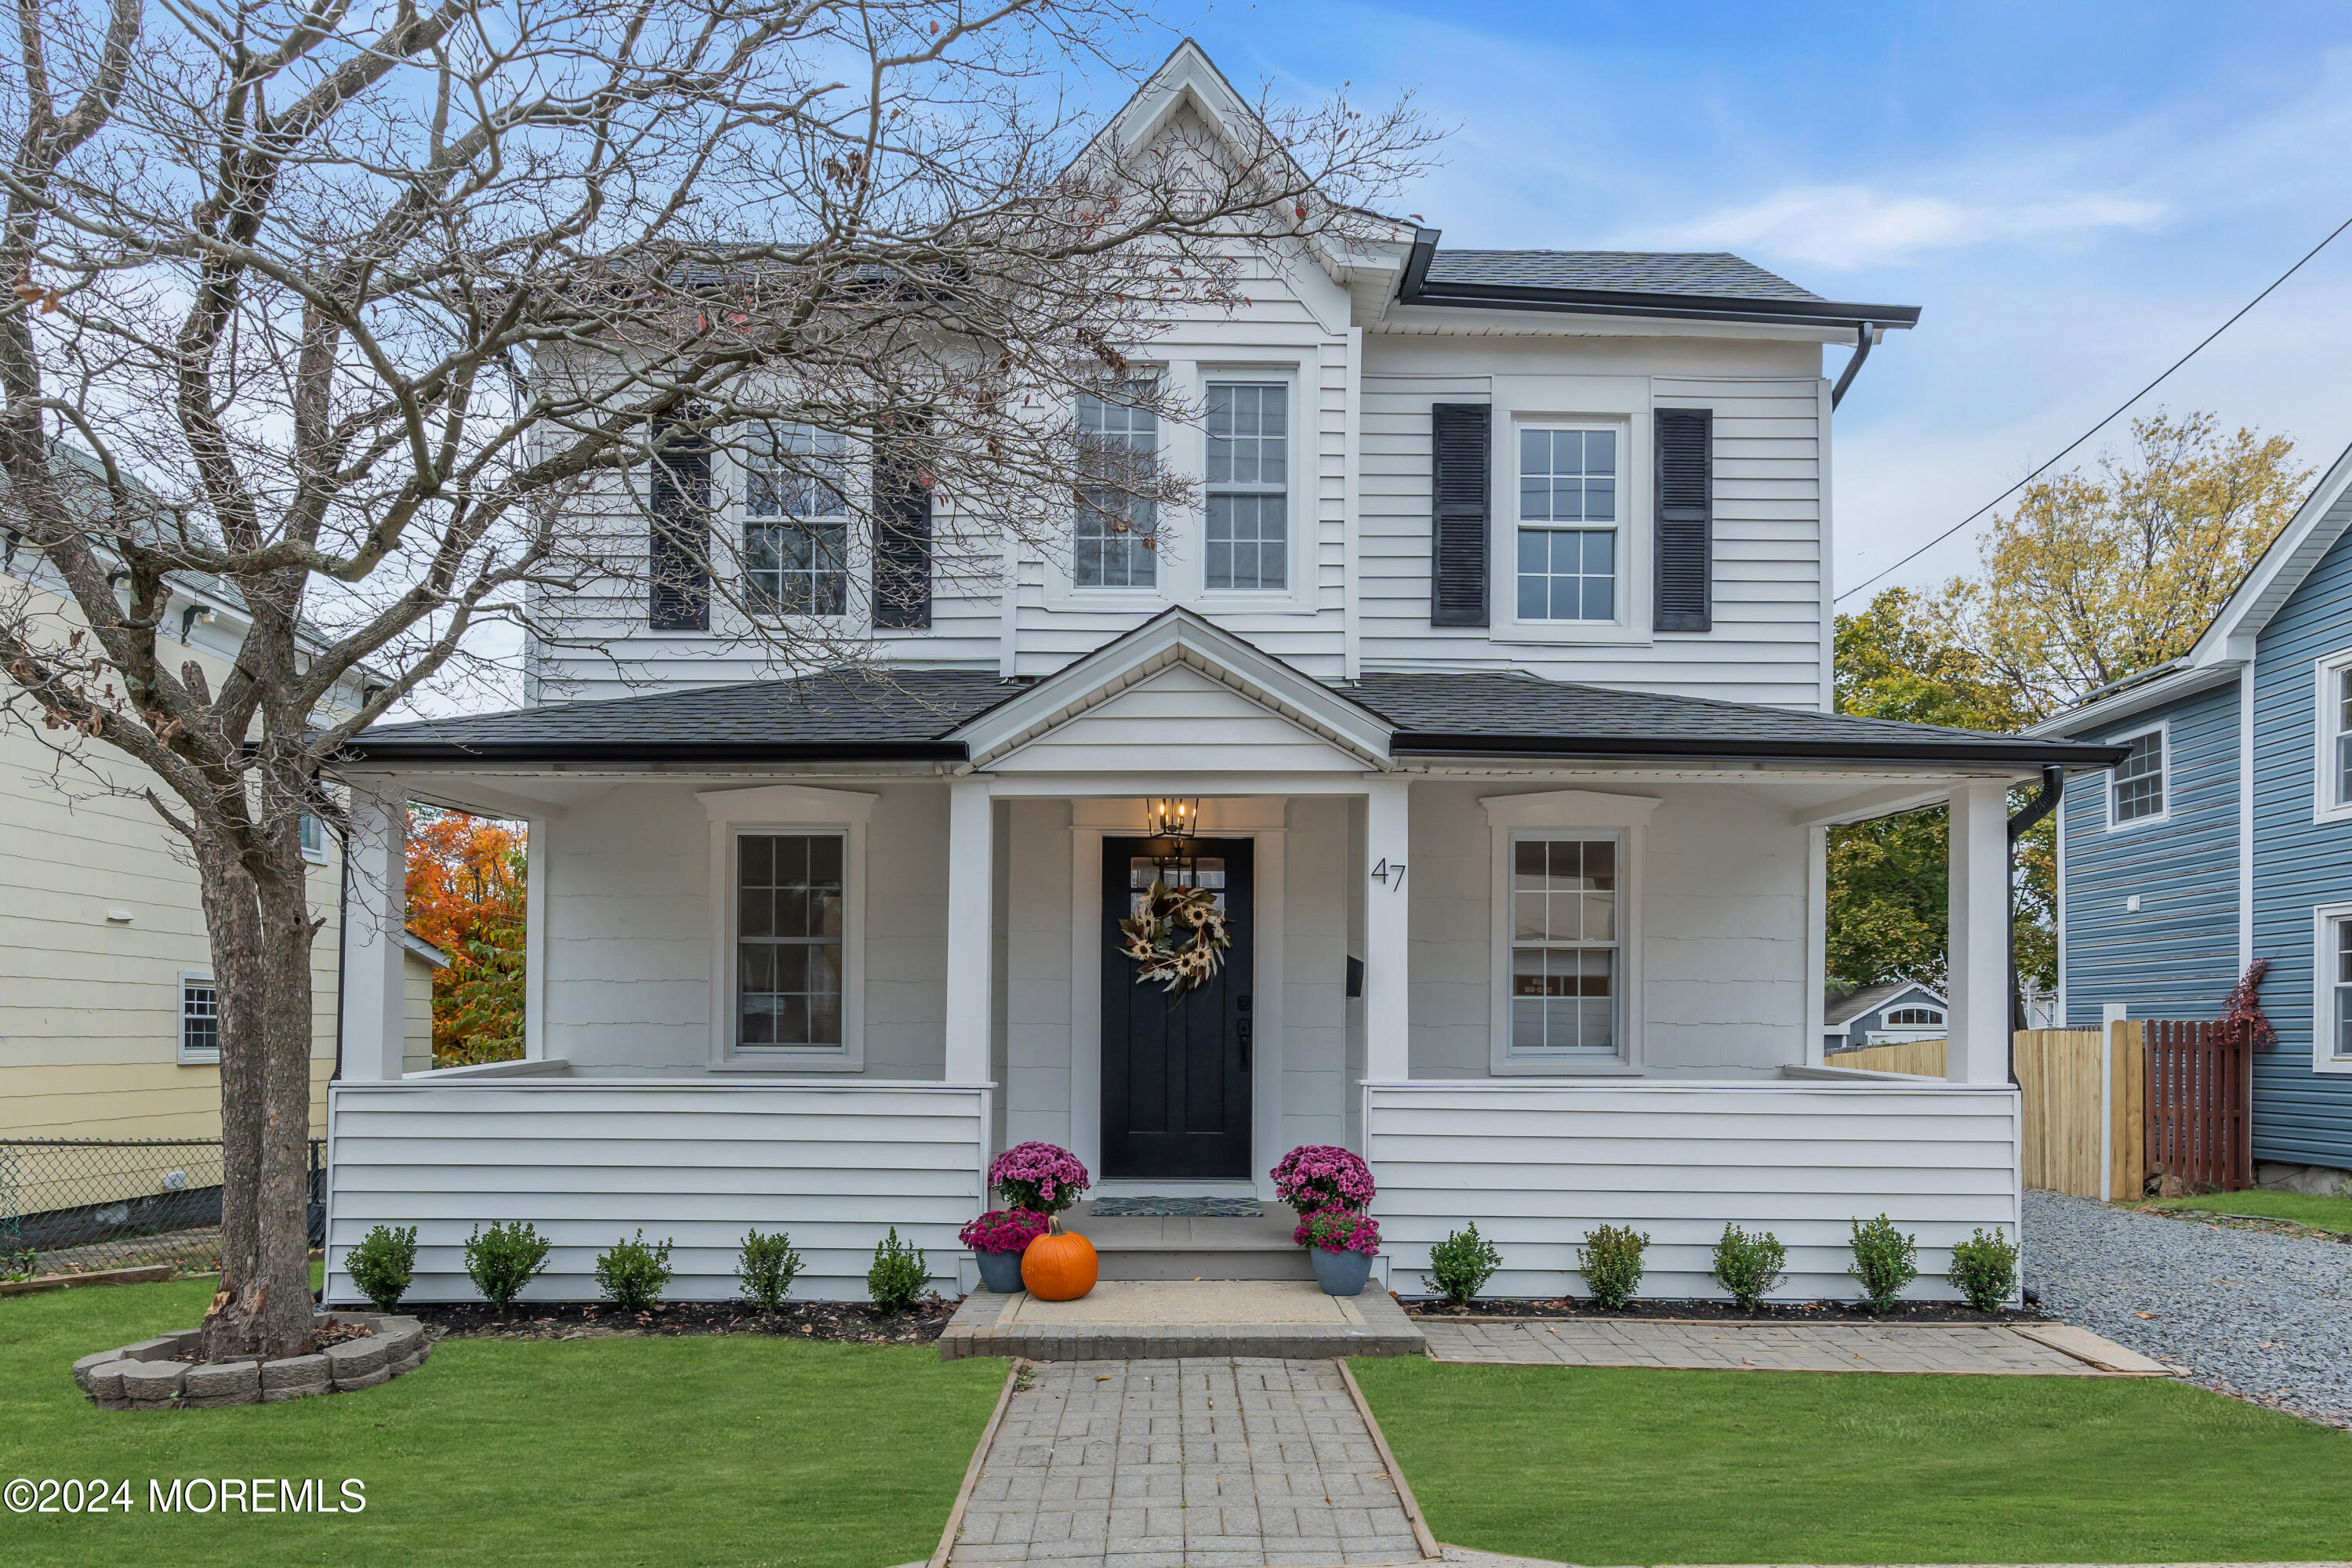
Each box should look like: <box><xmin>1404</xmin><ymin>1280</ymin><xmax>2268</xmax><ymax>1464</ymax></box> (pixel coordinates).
<box><xmin>402</xmin><ymin>931</ymin><xmax>452</xmax><ymax>969</ymax></box>
<box><xmin>1825</xmin><ymin>980</ymin><xmax>1946</xmax><ymax>1027</ymax></box>
<box><xmin>952</xmin><ymin>608</ymin><xmax>1395</xmax><ymax>771</ymax></box>
<box><xmin>1080</xmin><ymin>40</ymin><xmax>1414</xmax><ymax>285</ymax></box>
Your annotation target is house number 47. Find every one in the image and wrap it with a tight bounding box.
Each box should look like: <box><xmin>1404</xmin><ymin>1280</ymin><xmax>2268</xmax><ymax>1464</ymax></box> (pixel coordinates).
<box><xmin>1370</xmin><ymin>858</ymin><xmax>1406</xmax><ymax>891</ymax></box>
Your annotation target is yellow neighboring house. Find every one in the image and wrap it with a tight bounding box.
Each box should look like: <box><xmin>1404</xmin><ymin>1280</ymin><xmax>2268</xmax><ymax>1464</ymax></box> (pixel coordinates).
<box><xmin>0</xmin><ymin>561</ymin><xmax>441</xmax><ymax>1145</ymax></box>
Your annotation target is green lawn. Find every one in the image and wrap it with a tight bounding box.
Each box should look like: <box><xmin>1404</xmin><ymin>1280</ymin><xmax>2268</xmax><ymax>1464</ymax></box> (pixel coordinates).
<box><xmin>2154</xmin><ymin>1188</ymin><xmax>2352</xmax><ymax>1232</ymax></box>
<box><xmin>2</xmin><ymin>1276</ymin><xmax>1004</xmax><ymax>1568</ymax></box>
<box><xmin>1351</xmin><ymin>1359</ymin><xmax>2352</xmax><ymax>1564</ymax></box>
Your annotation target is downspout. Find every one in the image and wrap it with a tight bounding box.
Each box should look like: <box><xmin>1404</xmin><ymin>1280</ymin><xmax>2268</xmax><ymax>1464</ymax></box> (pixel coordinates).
<box><xmin>2005</xmin><ymin>766</ymin><xmax>2067</xmax><ymax>1082</ymax></box>
<box><xmin>1829</xmin><ymin>322</ymin><xmax>1881</xmax><ymax>409</ymax></box>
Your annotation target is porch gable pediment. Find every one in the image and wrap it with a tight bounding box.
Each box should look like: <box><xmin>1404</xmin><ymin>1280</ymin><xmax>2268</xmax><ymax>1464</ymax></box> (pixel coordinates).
<box><xmin>953</xmin><ymin>609</ymin><xmax>1393</xmax><ymax>773</ymax></box>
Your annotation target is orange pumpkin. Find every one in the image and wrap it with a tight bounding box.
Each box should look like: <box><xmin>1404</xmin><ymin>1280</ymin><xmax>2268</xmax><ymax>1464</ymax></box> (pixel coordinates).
<box><xmin>1021</xmin><ymin>1229</ymin><xmax>1098</xmax><ymax>1301</ymax></box>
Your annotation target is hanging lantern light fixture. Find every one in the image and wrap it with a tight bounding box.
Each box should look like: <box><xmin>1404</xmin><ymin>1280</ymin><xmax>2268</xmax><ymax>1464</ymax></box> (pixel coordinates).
<box><xmin>1146</xmin><ymin>796</ymin><xmax>1200</xmax><ymax>841</ymax></box>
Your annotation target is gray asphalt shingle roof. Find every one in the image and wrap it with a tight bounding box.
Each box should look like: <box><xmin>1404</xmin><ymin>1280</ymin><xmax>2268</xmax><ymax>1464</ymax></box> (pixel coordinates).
<box><xmin>1423</xmin><ymin>251</ymin><xmax>1824</xmax><ymax>304</ymax></box>
<box><xmin>346</xmin><ymin>667</ymin><xmax>2122</xmax><ymax>768</ymax></box>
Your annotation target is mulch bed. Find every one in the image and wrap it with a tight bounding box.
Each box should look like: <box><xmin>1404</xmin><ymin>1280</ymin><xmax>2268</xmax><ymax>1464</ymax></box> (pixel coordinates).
<box><xmin>406</xmin><ymin>1298</ymin><xmax>956</xmax><ymax>1345</ymax></box>
<box><xmin>1401</xmin><ymin>1297</ymin><xmax>2049</xmax><ymax>1325</ymax></box>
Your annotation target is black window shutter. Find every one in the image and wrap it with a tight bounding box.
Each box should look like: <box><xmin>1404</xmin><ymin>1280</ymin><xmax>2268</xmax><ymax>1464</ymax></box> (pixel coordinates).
<box><xmin>872</xmin><ymin>426</ymin><xmax>933</xmax><ymax>630</ymax></box>
<box><xmin>1429</xmin><ymin>401</ymin><xmax>1490</xmax><ymax>627</ymax></box>
<box><xmin>647</xmin><ymin>423</ymin><xmax>711</xmax><ymax>632</ymax></box>
<box><xmin>1653</xmin><ymin>406</ymin><xmax>1713</xmax><ymax>633</ymax></box>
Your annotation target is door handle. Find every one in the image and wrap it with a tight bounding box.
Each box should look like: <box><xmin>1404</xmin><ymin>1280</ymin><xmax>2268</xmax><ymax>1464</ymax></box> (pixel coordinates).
<box><xmin>1237</xmin><ymin>1017</ymin><xmax>1252</xmax><ymax>1072</ymax></box>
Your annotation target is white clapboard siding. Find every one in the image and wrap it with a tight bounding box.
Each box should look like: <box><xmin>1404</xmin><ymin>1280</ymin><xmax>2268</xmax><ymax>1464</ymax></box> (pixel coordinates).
<box><xmin>324</xmin><ymin>1080</ymin><xmax>985</xmax><ymax>1305</ymax></box>
<box><xmin>1367</xmin><ymin>1081</ymin><xmax>2020</xmax><ymax>1302</ymax></box>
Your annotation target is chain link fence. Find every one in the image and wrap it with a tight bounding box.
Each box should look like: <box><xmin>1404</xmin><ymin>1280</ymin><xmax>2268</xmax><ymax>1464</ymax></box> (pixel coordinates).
<box><xmin>0</xmin><ymin>1138</ymin><xmax>325</xmax><ymax>1278</ymax></box>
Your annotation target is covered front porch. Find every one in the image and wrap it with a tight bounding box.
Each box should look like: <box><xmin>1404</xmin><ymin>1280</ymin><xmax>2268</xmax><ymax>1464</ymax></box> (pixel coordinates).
<box><xmin>322</xmin><ymin>613</ymin><xmax>2115</xmax><ymax>1305</ymax></box>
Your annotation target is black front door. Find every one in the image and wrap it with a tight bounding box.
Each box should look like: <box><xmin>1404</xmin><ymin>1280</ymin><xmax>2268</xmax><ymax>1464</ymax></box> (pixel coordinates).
<box><xmin>1102</xmin><ymin>837</ymin><xmax>1254</xmax><ymax>1181</ymax></box>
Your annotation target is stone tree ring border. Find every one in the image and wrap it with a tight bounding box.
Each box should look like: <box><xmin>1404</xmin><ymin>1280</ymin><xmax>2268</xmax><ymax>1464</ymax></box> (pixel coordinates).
<box><xmin>71</xmin><ymin>1311</ymin><xmax>431</xmax><ymax>1409</ymax></box>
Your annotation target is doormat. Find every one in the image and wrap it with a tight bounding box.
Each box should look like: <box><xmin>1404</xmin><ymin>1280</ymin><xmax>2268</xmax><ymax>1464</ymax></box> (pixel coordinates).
<box><xmin>1090</xmin><ymin>1196</ymin><xmax>1265</xmax><ymax>1218</ymax></box>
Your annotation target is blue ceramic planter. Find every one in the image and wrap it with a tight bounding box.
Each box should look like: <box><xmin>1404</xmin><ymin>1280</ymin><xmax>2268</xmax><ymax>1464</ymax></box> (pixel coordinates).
<box><xmin>975</xmin><ymin>1248</ymin><xmax>1026</xmax><ymax>1294</ymax></box>
<box><xmin>1309</xmin><ymin>1247</ymin><xmax>1374</xmax><ymax>1297</ymax></box>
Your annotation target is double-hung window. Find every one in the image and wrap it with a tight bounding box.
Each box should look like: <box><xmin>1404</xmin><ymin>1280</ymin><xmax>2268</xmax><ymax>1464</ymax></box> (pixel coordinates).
<box><xmin>1508</xmin><ymin>833</ymin><xmax>1620</xmax><ymax>1057</ymax></box>
<box><xmin>1517</xmin><ymin>427</ymin><xmax>1617</xmax><ymax>622</ymax></box>
<box><xmin>735</xmin><ymin>833</ymin><xmax>845</xmax><ymax>1049</ymax></box>
<box><xmin>1204</xmin><ymin>381</ymin><xmax>1287</xmax><ymax>591</ymax></box>
<box><xmin>2330</xmin><ymin>915</ymin><xmax>2352</xmax><ymax>1060</ymax></box>
<box><xmin>1074</xmin><ymin>387</ymin><xmax>1159</xmax><ymax>589</ymax></box>
<box><xmin>2332</xmin><ymin>663</ymin><xmax>2352</xmax><ymax>811</ymax></box>
<box><xmin>744</xmin><ymin>426</ymin><xmax>849</xmax><ymax>616</ymax></box>
<box><xmin>180</xmin><ymin>975</ymin><xmax>220</xmax><ymax>1062</ymax></box>
<box><xmin>2109</xmin><ymin>729</ymin><xmax>2165</xmax><ymax>826</ymax></box>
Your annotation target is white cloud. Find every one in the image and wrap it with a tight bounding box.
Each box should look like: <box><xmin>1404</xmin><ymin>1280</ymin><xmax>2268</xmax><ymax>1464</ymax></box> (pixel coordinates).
<box><xmin>1652</xmin><ymin>185</ymin><xmax>2169</xmax><ymax>270</ymax></box>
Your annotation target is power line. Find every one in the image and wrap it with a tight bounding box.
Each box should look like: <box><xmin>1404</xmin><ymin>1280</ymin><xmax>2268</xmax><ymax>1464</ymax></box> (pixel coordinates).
<box><xmin>1835</xmin><ymin>209</ymin><xmax>2352</xmax><ymax>605</ymax></box>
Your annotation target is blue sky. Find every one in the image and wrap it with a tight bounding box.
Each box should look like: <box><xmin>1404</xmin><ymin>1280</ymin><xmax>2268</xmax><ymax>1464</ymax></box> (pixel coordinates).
<box><xmin>1162</xmin><ymin>0</ymin><xmax>2352</xmax><ymax>600</ymax></box>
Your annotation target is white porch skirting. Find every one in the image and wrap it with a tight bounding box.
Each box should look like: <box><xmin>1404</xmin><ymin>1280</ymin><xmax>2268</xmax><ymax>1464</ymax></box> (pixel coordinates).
<box><xmin>322</xmin><ymin>1080</ymin><xmax>989</xmax><ymax>1305</ymax></box>
<box><xmin>1364</xmin><ymin>1080</ymin><xmax>2022</xmax><ymax>1302</ymax></box>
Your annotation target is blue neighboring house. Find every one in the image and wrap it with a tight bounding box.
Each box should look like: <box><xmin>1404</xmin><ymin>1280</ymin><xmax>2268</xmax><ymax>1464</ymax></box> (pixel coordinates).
<box><xmin>2031</xmin><ymin>441</ymin><xmax>2352</xmax><ymax>1186</ymax></box>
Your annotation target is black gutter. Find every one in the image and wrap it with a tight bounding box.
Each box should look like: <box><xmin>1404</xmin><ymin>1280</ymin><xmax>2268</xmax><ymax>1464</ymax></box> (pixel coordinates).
<box><xmin>1392</xmin><ymin>234</ymin><xmax>1922</xmax><ymax>332</ymax></box>
<box><xmin>1386</xmin><ymin>732</ymin><xmax>2131</xmax><ymax>768</ymax></box>
<box><xmin>1829</xmin><ymin>323</ymin><xmax>1878</xmax><ymax>409</ymax></box>
<box><xmin>336</xmin><ymin>739</ymin><xmax>968</xmax><ymax>765</ymax></box>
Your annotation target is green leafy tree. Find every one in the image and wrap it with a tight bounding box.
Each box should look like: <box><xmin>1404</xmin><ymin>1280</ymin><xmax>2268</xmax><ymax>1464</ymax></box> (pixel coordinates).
<box><xmin>1828</xmin><ymin>412</ymin><xmax>2304</xmax><ymax>1012</ymax></box>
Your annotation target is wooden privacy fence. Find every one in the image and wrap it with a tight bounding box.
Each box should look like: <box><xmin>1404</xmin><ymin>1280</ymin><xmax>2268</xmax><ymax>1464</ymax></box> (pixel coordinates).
<box><xmin>2143</xmin><ymin>1019</ymin><xmax>2252</xmax><ymax>1192</ymax></box>
<box><xmin>1825</xmin><ymin>1026</ymin><xmax>2151</xmax><ymax>1200</ymax></box>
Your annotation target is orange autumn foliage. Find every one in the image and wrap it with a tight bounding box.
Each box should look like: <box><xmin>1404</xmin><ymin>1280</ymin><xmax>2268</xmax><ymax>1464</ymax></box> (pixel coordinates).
<box><xmin>405</xmin><ymin>808</ymin><xmax>528</xmax><ymax>1065</ymax></box>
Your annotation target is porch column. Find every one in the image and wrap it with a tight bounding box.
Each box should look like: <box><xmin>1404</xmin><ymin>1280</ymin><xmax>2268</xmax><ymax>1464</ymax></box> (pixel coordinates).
<box><xmin>943</xmin><ymin>775</ymin><xmax>993</xmax><ymax>1084</ymax></box>
<box><xmin>1946</xmin><ymin>779</ymin><xmax>2010</xmax><ymax>1085</ymax></box>
<box><xmin>338</xmin><ymin>776</ymin><xmax>408</xmax><ymax>1082</ymax></box>
<box><xmin>1363</xmin><ymin>777</ymin><xmax>1410</xmax><ymax>1083</ymax></box>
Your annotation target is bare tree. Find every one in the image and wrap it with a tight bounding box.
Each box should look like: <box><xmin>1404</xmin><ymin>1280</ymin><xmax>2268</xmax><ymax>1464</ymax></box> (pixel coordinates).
<box><xmin>0</xmin><ymin>0</ymin><xmax>1433</xmax><ymax>1359</ymax></box>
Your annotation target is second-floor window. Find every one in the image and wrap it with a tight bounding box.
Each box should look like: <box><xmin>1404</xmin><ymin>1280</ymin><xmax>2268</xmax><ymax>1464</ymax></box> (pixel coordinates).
<box><xmin>2333</xmin><ymin>665</ymin><xmax>2352</xmax><ymax>808</ymax></box>
<box><xmin>1205</xmin><ymin>381</ymin><xmax>1287</xmax><ymax>591</ymax></box>
<box><xmin>1517</xmin><ymin>426</ymin><xmax>1617</xmax><ymax>622</ymax></box>
<box><xmin>1074</xmin><ymin>389</ymin><xmax>1158</xmax><ymax>589</ymax></box>
<box><xmin>2110</xmin><ymin>729</ymin><xmax>2165</xmax><ymax>826</ymax></box>
<box><xmin>744</xmin><ymin>426</ymin><xmax>849</xmax><ymax>616</ymax></box>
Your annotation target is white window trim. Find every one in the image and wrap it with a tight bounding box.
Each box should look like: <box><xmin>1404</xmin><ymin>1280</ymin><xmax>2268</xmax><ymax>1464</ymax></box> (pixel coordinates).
<box><xmin>2313</xmin><ymin>901</ymin><xmax>2352</xmax><ymax>1075</ymax></box>
<box><xmin>1499</xmin><ymin>411</ymin><xmax>1644</xmax><ymax>645</ymax></box>
<box><xmin>299</xmin><ymin>811</ymin><xmax>328</xmax><ymax>866</ymax></box>
<box><xmin>2105</xmin><ymin>720</ymin><xmax>2170</xmax><ymax>832</ymax></box>
<box><xmin>699</xmin><ymin>783</ymin><xmax>876</xmax><ymax>1071</ymax></box>
<box><xmin>1191</xmin><ymin>362</ymin><xmax>1312</xmax><ymax>616</ymax></box>
<box><xmin>1044</xmin><ymin>370</ymin><xmax>1175</xmax><ymax>612</ymax></box>
<box><xmin>1480</xmin><ymin>789</ymin><xmax>1657</xmax><ymax>1076</ymax></box>
<box><xmin>2314</xmin><ymin>650</ymin><xmax>2352</xmax><ymax>825</ymax></box>
<box><xmin>177</xmin><ymin>970</ymin><xmax>220</xmax><ymax>1065</ymax></box>
<box><xmin>722</xmin><ymin>428</ymin><xmax>862</xmax><ymax>629</ymax></box>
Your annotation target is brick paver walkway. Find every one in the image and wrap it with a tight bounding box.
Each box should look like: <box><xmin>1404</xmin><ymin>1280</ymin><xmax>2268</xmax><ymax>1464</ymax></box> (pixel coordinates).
<box><xmin>1417</xmin><ymin>1318</ymin><xmax>2116</xmax><ymax>1374</ymax></box>
<box><xmin>946</xmin><ymin>1358</ymin><xmax>1428</xmax><ymax>1567</ymax></box>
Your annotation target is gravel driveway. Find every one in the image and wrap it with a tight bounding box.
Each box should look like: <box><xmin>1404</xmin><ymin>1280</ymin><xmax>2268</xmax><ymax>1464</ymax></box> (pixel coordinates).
<box><xmin>2025</xmin><ymin>1189</ymin><xmax>2352</xmax><ymax>1428</ymax></box>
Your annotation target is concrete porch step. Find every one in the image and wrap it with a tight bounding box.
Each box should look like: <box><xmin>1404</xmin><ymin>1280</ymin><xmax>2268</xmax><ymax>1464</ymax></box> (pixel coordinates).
<box><xmin>1064</xmin><ymin>1199</ymin><xmax>1316</xmax><ymax>1281</ymax></box>
<box><xmin>938</xmin><ymin>1279</ymin><xmax>1427</xmax><ymax>1361</ymax></box>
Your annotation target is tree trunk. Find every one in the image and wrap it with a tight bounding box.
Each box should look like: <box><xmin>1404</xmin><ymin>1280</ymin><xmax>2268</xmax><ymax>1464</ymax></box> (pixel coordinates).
<box><xmin>196</xmin><ymin>830</ymin><xmax>320</xmax><ymax>1363</ymax></box>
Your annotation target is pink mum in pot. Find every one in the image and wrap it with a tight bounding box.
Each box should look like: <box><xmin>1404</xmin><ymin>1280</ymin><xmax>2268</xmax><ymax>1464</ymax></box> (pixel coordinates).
<box><xmin>989</xmin><ymin>1142</ymin><xmax>1091</xmax><ymax>1218</ymax></box>
<box><xmin>1270</xmin><ymin>1145</ymin><xmax>1375</xmax><ymax>1216</ymax></box>
<box><xmin>959</xmin><ymin>1209</ymin><xmax>1049</xmax><ymax>1254</ymax></box>
<box><xmin>1298</xmin><ymin>1207</ymin><xmax>1381</xmax><ymax>1256</ymax></box>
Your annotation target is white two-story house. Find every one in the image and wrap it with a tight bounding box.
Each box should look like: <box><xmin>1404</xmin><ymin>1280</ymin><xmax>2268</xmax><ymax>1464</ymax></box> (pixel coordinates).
<box><xmin>323</xmin><ymin>42</ymin><xmax>2119</xmax><ymax>1305</ymax></box>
